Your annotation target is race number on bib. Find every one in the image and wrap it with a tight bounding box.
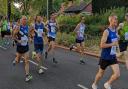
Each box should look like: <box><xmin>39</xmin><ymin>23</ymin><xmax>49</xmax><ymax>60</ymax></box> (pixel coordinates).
<box><xmin>79</xmin><ymin>32</ymin><xmax>84</xmax><ymax>38</ymax></box>
<box><xmin>125</xmin><ymin>32</ymin><xmax>128</xmax><ymax>40</ymax></box>
<box><xmin>21</xmin><ymin>35</ymin><xmax>28</xmax><ymax>46</ymax></box>
<box><xmin>110</xmin><ymin>38</ymin><xmax>118</xmax><ymax>55</ymax></box>
<box><xmin>110</xmin><ymin>46</ymin><xmax>116</xmax><ymax>55</ymax></box>
<box><xmin>37</xmin><ymin>29</ymin><xmax>43</xmax><ymax>37</ymax></box>
<box><xmin>51</xmin><ymin>27</ymin><xmax>56</xmax><ymax>33</ymax></box>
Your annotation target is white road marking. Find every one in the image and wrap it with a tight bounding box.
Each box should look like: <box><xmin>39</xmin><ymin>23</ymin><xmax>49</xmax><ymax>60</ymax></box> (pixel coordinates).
<box><xmin>0</xmin><ymin>46</ymin><xmax>7</xmax><ymax>50</ymax></box>
<box><xmin>77</xmin><ymin>84</ymin><xmax>89</xmax><ymax>89</ymax></box>
<box><xmin>29</xmin><ymin>60</ymin><xmax>48</xmax><ymax>70</ymax></box>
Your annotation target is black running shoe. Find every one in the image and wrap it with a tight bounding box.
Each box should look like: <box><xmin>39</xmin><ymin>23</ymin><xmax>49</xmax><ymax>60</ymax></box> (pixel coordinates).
<box><xmin>70</xmin><ymin>45</ymin><xmax>74</xmax><ymax>51</ymax></box>
<box><xmin>53</xmin><ymin>58</ymin><xmax>58</xmax><ymax>64</ymax></box>
<box><xmin>13</xmin><ymin>41</ymin><xmax>15</xmax><ymax>47</ymax></box>
<box><xmin>80</xmin><ymin>60</ymin><xmax>85</xmax><ymax>64</ymax></box>
<box><xmin>45</xmin><ymin>52</ymin><xmax>48</xmax><ymax>59</ymax></box>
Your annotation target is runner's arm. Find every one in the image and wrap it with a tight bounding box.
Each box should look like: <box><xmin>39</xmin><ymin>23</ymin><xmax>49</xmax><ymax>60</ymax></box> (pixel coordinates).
<box><xmin>100</xmin><ymin>30</ymin><xmax>118</xmax><ymax>48</ymax></box>
<box><xmin>55</xmin><ymin>20</ymin><xmax>59</xmax><ymax>31</ymax></box>
<box><xmin>29</xmin><ymin>25</ymin><xmax>35</xmax><ymax>40</ymax></box>
<box><xmin>74</xmin><ymin>24</ymin><xmax>80</xmax><ymax>33</ymax></box>
<box><xmin>12</xmin><ymin>28</ymin><xmax>21</xmax><ymax>43</ymax></box>
<box><xmin>44</xmin><ymin>21</ymin><xmax>49</xmax><ymax>33</ymax></box>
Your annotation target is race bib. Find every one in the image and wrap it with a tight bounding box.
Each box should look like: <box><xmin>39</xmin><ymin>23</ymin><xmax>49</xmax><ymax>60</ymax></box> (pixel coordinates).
<box><xmin>51</xmin><ymin>27</ymin><xmax>56</xmax><ymax>33</ymax></box>
<box><xmin>110</xmin><ymin>46</ymin><xmax>117</xmax><ymax>55</ymax></box>
<box><xmin>125</xmin><ymin>32</ymin><xmax>128</xmax><ymax>40</ymax></box>
<box><xmin>37</xmin><ymin>29</ymin><xmax>43</xmax><ymax>37</ymax></box>
<box><xmin>110</xmin><ymin>38</ymin><xmax>118</xmax><ymax>55</ymax></box>
<box><xmin>79</xmin><ymin>26</ymin><xmax>85</xmax><ymax>37</ymax></box>
<box><xmin>21</xmin><ymin>35</ymin><xmax>28</xmax><ymax>46</ymax></box>
<box><xmin>79</xmin><ymin>32</ymin><xmax>84</xmax><ymax>38</ymax></box>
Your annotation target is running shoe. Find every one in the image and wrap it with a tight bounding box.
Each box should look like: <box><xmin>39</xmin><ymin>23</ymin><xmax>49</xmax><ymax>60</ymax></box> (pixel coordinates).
<box><xmin>32</xmin><ymin>51</ymin><xmax>36</xmax><ymax>59</ymax></box>
<box><xmin>104</xmin><ymin>82</ymin><xmax>111</xmax><ymax>89</ymax></box>
<box><xmin>80</xmin><ymin>60</ymin><xmax>85</xmax><ymax>64</ymax></box>
<box><xmin>53</xmin><ymin>58</ymin><xmax>58</xmax><ymax>64</ymax></box>
<box><xmin>38</xmin><ymin>68</ymin><xmax>44</xmax><ymax>74</ymax></box>
<box><xmin>92</xmin><ymin>83</ymin><xmax>98</xmax><ymax>89</ymax></box>
<box><xmin>25</xmin><ymin>74</ymin><xmax>33</xmax><ymax>82</ymax></box>
<box><xmin>70</xmin><ymin>45</ymin><xmax>74</xmax><ymax>51</ymax></box>
<box><xmin>12</xmin><ymin>60</ymin><xmax>16</xmax><ymax>66</ymax></box>
<box><xmin>45</xmin><ymin>52</ymin><xmax>48</xmax><ymax>59</ymax></box>
<box><xmin>20</xmin><ymin>60</ymin><xmax>24</xmax><ymax>63</ymax></box>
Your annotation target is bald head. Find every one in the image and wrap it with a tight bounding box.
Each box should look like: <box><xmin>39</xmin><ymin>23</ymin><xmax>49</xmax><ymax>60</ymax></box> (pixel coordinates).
<box><xmin>109</xmin><ymin>15</ymin><xmax>117</xmax><ymax>22</ymax></box>
<box><xmin>108</xmin><ymin>14</ymin><xmax>118</xmax><ymax>27</ymax></box>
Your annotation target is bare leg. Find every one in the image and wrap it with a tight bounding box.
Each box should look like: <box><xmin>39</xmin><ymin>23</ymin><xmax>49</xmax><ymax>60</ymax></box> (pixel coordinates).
<box><xmin>23</xmin><ymin>52</ymin><xmax>30</xmax><ymax>75</ymax></box>
<box><xmin>124</xmin><ymin>51</ymin><xmax>128</xmax><ymax>69</ymax></box>
<box><xmin>36</xmin><ymin>52</ymin><xmax>43</xmax><ymax>69</ymax></box>
<box><xmin>93</xmin><ymin>67</ymin><xmax>105</xmax><ymax>85</ymax></box>
<box><xmin>107</xmin><ymin>64</ymin><xmax>120</xmax><ymax>85</ymax></box>
<box><xmin>15</xmin><ymin>52</ymin><xmax>22</xmax><ymax>63</ymax></box>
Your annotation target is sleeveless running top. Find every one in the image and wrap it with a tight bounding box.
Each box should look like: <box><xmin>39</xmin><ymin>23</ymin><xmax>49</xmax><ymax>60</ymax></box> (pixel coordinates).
<box><xmin>76</xmin><ymin>23</ymin><xmax>86</xmax><ymax>40</ymax></box>
<box><xmin>17</xmin><ymin>25</ymin><xmax>29</xmax><ymax>46</ymax></box>
<box><xmin>101</xmin><ymin>28</ymin><xmax>118</xmax><ymax>60</ymax></box>
<box><xmin>34</xmin><ymin>22</ymin><xmax>44</xmax><ymax>44</ymax></box>
<box><xmin>47</xmin><ymin>20</ymin><xmax>57</xmax><ymax>38</ymax></box>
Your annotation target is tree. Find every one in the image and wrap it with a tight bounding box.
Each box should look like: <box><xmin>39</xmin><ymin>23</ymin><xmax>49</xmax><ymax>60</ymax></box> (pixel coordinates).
<box><xmin>14</xmin><ymin>0</ymin><xmax>46</xmax><ymax>15</ymax></box>
<box><xmin>0</xmin><ymin>0</ymin><xmax>18</xmax><ymax>20</ymax></box>
<box><xmin>92</xmin><ymin>0</ymin><xmax>128</xmax><ymax>13</ymax></box>
<box><xmin>0</xmin><ymin>0</ymin><xmax>8</xmax><ymax>15</ymax></box>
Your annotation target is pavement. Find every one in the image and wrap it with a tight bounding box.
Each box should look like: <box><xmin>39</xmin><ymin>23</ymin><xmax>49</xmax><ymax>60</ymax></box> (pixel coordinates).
<box><xmin>0</xmin><ymin>44</ymin><xmax>128</xmax><ymax>89</ymax></box>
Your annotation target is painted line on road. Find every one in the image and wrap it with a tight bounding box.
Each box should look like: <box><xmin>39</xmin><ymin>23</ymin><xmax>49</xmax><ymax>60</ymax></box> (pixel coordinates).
<box><xmin>77</xmin><ymin>84</ymin><xmax>89</xmax><ymax>89</ymax></box>
<box><xmin>29</xmin><ymin>60</ymin><xmax>48</xmax><ymax>70</ymax></box>
<box><xmin>0</xmin><ymin>46</ymin><xmax>7</xmax><ymax>50</ymax></box>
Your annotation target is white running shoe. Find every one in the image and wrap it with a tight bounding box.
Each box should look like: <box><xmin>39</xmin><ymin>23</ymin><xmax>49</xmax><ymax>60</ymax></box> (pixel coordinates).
<box><xmin>38</xmin><ymin>68</ymin><xmax>44</xmax><ymax>74</ymax></box>
<box><xmin>20</xmin><ymin>60</ymin><xmax>24</xmax><ymax>63</ymax></box>
<box><xmin>25</xmin><ymin>74</ymin><xmax>33</xmax><ymax>82</ymax></box>
<box><xmin>104</xmin><ymin>82</ymin><xmax>111</xmax><ymax>89</ymax></box>
<box><xmin>12</xmin><ymin>60</ymin><xmax>16</xmax><ymax>66</ymax></box>
<box><xmin>92</xmin><ymin>83</ymin><xmax>98</xmax><ymax>89</ymax></box>
<box><xmin>32</xmin><ymin>51</ymin><xmax>36</xmax><ymax>59</ymax></box>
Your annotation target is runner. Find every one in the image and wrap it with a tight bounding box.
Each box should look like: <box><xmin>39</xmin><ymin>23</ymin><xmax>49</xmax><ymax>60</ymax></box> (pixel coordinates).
<box><xmin>45</xmin><ymin>13</ymin><xmax>58</xmax><ymax>64</ymax></box>
<box><xmin>70</xmin><ymin>16</ymin><xmax>86</xmax><ymax>64</ymax></box>
<box><xmin>1</xmin><ymin>16</ymin><xmax>11</xmax><ymax>45</ymax></box>
<box><xmin>13</xmin><ymin>16</ymin><xmax>32</xmax><ymax>82</ymax></box>
<box><xmin>30</xmin><ymin>15</ymin><xmax>45</xmax><ymax>74</ymax></box>
<box><xmin>117</xmin><ymin>13</ymin><xmax>128</xmax><ymax>69</ymax></box>
<box><xmin>12</xmin><ymin>18</ymin><xmax>20</xmax><ymax>47</ymax></box>
<box><xmin>92</xmin><ymin>14</ymin><xmax>120</xmax><ymax>89</ymax></box>
<box><xmin>12</xmin><ymin>18</ymin><xmax>24</xmax><ymax>63</ymax></box>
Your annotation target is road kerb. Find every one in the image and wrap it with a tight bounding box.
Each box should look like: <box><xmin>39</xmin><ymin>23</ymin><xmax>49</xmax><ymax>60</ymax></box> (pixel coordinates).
<box><xmin>55</xmin><ymin>45</ymin><xmax>125</xmax><ymax>64</ymax></box>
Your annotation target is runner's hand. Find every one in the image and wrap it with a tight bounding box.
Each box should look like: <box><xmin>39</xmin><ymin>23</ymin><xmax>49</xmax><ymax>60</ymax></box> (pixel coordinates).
<box><xmin>17</xmin><ymin>40</ymin><xmax>21</xmax><ymax>43</ymax></box>
<box><xmin>112</xmin><ymin>41</ymin><xmax>118</xmax><ymax>46</ymax></box>
<box><xmin>29</xmin><ymin>38</ymin><xmax>33</xmax><ymax>43</ymax></box>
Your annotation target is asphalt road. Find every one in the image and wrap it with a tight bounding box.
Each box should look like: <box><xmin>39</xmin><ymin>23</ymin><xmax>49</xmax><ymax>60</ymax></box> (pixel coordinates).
<box><xmin>0</xmin><ymin>44</ymin><xmax>128</xmax><ymax>89</ymax></box>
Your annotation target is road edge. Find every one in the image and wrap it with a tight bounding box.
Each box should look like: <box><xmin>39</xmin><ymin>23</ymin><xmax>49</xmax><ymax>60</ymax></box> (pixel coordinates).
<box><xmin>55</xmin><ymin>45</ymin><xmax>125</xmax><ymax>64</ymax></box>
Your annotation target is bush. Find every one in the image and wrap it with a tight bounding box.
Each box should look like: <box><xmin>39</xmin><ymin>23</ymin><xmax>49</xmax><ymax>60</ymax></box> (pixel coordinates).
<box><xmin>56</xmin><ymin>32</ymin><xmax>75</xmax><ymax>46</ymax></box>
<box><xmin>56</xmin><ymin>7</ymin><xmax>128</xmax><ymax>53</ymax></box>
<box><xmin>57</xmin><ymin>7</ymin><xmax>128</xmax><ymax>35</ymax></box>
<box><xmin>56</xmin><ymin>32</ymin><xmax>101</xmax><ymax>52</ymax></box>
